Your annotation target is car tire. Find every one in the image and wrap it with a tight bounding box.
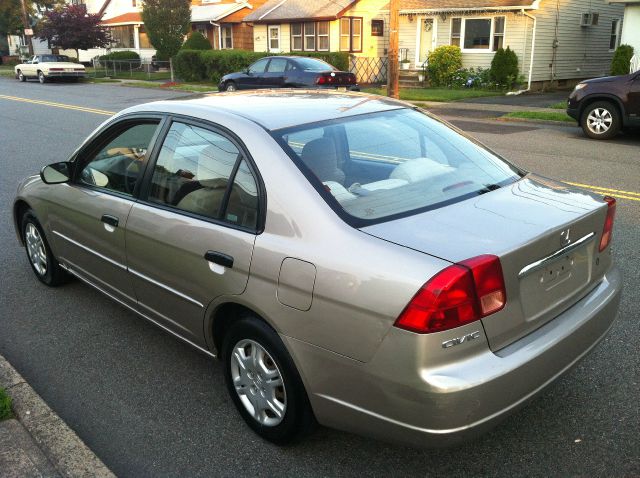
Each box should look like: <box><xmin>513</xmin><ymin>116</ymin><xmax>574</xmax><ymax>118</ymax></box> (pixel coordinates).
<box><xmin>581</xmin><ymin>101</ymin><xmax>621</xmax><ymax>140</ymax></box>
<box><xmin>38</xmin><ymin>71</ymin><xmax>47</xmax><ymax>84</ymax></box>
<box><xmin>21</xmin><ymin>210</ymin><xmax>69</xmax><ymax>286</ymax></box>
<box><xmin>222</xmin><ymin>315</ymin><xmax>316</xmax><ymax>445</ymax></box>
<box><xmin>225</xmin><ymin>81</ymin><xmax>237</xmax><ymax>92</ymax></box>
<box><xmin>17</xmin><ymin>70</ymin><xmax>26</xmax><ymax>82</ymax></box>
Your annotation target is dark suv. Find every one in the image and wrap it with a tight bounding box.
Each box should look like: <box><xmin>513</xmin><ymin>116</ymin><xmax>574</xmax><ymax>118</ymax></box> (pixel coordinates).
<box><xmin>567</xmin><ymin>71</ymin><xmax>640</xmax><ymax>139</ymax></box>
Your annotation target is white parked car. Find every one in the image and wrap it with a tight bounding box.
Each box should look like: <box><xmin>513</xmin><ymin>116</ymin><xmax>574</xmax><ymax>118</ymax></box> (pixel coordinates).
<box><xmin>15</xmin><ymin>54</ymin><xmax>86</xmax><ymax>84</ymax></box>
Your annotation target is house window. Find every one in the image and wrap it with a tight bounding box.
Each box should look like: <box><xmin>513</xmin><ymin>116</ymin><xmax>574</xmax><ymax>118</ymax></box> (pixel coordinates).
<box><xmin>493</xmin><ymin>16</ymin><xmax>505</xmax><ymax>51</ymax></box>
<box><xmin>108</xmin><ymin>25</ymin><xmax>134</xmax><ymax>48</ymax></box>
<box><xmin>450</xmin><ymin>18</ymin><xmax>461</xmax><ymax>47</ymax></box>
<box><xmin>304</xmin><ymin>22</ymin><xmax>316</xmax><ymax>50</ymax></box>
<box><xmin>464</xmin><ymin>19</ymin><xmax>491</xmax><ymax>49</ymax></box>
<box><xmin>450</xmin><ymin>17</ymin><xmax>506</xmax><ymax>52</ymax></box>
<box><xmin>609</xmin><ymin>19</ymin><xmax>621</xmax><ymax>50</ymax></box>
<box><xmin>221</xmin><ymin>24</ymin><xmax>233</xmax><ymax>49</ymax></box>
<box><xmin>290</xmin><ymin>21</ymin><xmax>329</xmax><ymax>51</ymax></box>
<box><xmin>268</xmin><ymin>25</ymin><xmax>280</xmax><ymax>52</ymax></box>
<box><xmin>371</xmin><ymin>19</ymin><xmax>383</xmax><ymax>36</ymax></box>
<box><xmin>138</xmin><ymin>26</ymin><xmax>152</xmax><ymax>48</ymax></box>
<box><xmin>340</xmin><ymin>17</ymin><xmax>362</xmax><ymax>52</ymax></box>
<box><xmin>291</xmin><ymin>23</ymin><xmax>302</xmax><ymax>51</ymax></box>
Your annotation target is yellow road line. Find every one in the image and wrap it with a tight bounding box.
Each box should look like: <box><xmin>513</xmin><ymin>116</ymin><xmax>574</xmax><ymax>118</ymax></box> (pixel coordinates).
<box><xmin>565</xmin><ymin>181</ymin><xmax>640</xmax><ymax>198</ymax></box>
<box><xmin>0</xmin><ymin>94</ymin><xmax>114</xmax><ymax>116</ymax></box>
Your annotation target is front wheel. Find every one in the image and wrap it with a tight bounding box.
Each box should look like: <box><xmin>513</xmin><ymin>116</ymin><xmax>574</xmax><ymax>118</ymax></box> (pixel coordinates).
<box><xmin>222</xmin><ymin>316</ymin><xmax>316</xmax><ymax>444</ymax></box>
<box><xmin>581</xmin><ymin>101</ymin><xmax>621</xmax><ymax>140</ymax></box>
<box><xmin>225</xmin><ymin>81</ymin><xmax>237</xmax><ymax>92</ymax></box>
<box><xmin>21</xmin><ymin>210</ymin><xmax>69</xmax><ymax>286</ymax></box>
<box><xmin>38</xmin><ymin>71</ymin><xmax>47</xmax><ymax>84</ymax></box>
<box><xmin>17</xmin><ymin>70</ymin><xmax>26</xmax><ymax>82</ymax></box>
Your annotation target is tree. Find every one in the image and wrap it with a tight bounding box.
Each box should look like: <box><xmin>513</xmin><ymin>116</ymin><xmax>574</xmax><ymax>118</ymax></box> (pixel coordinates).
<box><xmin>490</xmin><ymin>47</ymin><xmax>519</xmax><ymax>88</ymax></box>
<box><xmin>142</xmin><ymin>0</ymin><xmax>191</xmax><ymax>60</ymax></box>
<box><xmin>37</xmin><ymin>5</ymin><xmax>110</xmax><ymax>59</ymax></box>
<box><xmin>181</xmin><ymin>31</ymin><xmax>212</xmax><ymax>50</ymax></box>
<box><xmin>611</xmin><ymin>44</ymin><xmax>634</xmax><ymax>75</ymax></box>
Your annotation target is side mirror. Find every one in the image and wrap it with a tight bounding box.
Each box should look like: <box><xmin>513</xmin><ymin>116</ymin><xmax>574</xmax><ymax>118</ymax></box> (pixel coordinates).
<box><xmin>40</xmin><ymin>162</ymin><xmax>71</xmax><ymax>184</ymax></box>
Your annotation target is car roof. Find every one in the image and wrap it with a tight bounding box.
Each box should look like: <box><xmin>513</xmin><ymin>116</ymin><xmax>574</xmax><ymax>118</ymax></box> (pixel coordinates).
<box><xmin>131</xmin><ymin>90</ymin><xmax>409</xmax><ymax>131</ymax></box>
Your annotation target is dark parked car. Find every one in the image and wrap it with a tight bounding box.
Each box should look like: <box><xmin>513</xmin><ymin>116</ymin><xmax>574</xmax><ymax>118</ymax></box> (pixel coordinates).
<box><xmin>567</xmin><ymin>71</ymin><xmax>640</xmax><ymax>139</ymax></box>
<box><xmin>218</xmin><ymin>56</ymin><xmax>359</xmax><ymax>92</ymax></box>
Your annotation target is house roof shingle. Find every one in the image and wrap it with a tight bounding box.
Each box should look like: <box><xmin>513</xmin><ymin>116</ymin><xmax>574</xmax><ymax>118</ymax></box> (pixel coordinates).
<box><xmin>244</xmin><ymin>0</ymin><xmax>358</xmax><ymax>23</ymax></box>
<box><xmin>102</xmin><ymin>12</ymin><xmax>142</xmax><ymax>24</ymax></box>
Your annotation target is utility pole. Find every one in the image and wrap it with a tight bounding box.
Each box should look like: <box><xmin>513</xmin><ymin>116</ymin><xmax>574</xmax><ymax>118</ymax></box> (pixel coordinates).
<box><xmin>20</xmin><ymin>0</ymin><xmax>34</xmax><ymax>55</ymax></box>
<box><xmin>386</xmin><ymin>0</ymin><xmax>399</xmax><ymax>99</ymax></box>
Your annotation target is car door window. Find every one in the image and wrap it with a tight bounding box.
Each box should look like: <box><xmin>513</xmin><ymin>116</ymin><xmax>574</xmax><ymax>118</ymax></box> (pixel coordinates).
<box><xmin>79</xmin><ymin>122</ymin><xmax>159</xmax><ymax>195</ymax></box>
<box><xmin>248</xmin><ymin>59</ymin><xmax>268</xmax><ymax>74</ymax></box>
<box><xmin>266</xmin><ymin>58</ymin><xmax>287</xmax><ymax>73</ymax></box>
<box><xmin>148</xmin><ymin>122</ymin><xmax>259</xmax><ymax>227</ymax></box>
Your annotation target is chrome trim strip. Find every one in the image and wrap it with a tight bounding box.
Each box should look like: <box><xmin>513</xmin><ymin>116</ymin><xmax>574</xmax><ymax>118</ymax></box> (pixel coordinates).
<box><xmin>64</xmin><ymin>266</ymin><xmax>216</xmax><ymax>359</ymax></box>
<box><xmin>129</xmin><ymin>267</ymin><xmax>204</xmax><ymax>308</ymax></box>
<box><xmin>53</xmin><ymin>230</ymin><xmax>127</xmax><ymax>270</ymax></box>
<box><xmin>518</xmin><ymin>232</ymin><xmax>596</xmax><ymax>278</ymax></box>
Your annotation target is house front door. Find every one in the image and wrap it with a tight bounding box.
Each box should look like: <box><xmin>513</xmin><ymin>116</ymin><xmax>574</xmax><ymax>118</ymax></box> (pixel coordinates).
<box><xmin>418</xmin><ymin>19</ymin><xmax>434</xmax><ymax>66</ymax></box>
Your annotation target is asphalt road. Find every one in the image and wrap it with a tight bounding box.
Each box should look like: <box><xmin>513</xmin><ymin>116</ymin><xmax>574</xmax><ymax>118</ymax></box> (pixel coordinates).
<box><xmin>0</xmin><ymin>78</ymin><xmax>638</xmax><ymax>477</ymax></box>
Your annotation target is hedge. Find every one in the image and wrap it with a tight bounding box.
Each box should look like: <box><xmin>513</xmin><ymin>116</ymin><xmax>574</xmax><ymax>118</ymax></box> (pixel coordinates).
<box><xmin>182</xmin><ymin>31</ymin><xmax>212</xmax><ymax>50</ymax></box>
<box><xmin>490</xmin><ymin>47</ymin><xmax>519</xmax><ymax>88</ymax></box>
<box><xmin>98</xmin><ymin>50</ymin><xmax>141</xmax><ymax>70</ymax></box>
<box><xmin>426</xmin><ymin>46</ymin><xmax>462</xmax><ymax>87</ymax></box>
<box><xmin>174</xmin><ymin>49</ymin><xmax>350</xmax><ymax>83</ymax></box>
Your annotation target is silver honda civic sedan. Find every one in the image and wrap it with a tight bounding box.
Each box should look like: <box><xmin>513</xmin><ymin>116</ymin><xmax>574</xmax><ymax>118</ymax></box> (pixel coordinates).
<box><xmin>13</xmin><ymin>90</ymin><xmax>621</xmax><ymax>447</ymax></box>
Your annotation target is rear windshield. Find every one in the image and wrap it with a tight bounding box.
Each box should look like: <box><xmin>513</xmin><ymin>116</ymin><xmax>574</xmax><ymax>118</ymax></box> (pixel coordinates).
<box><xmin>41</xmin><ymin>55</ymin><xmax>71</xmax><ymax>62</ymax></box>
<box><xmin>294</xmin><ymin>58</ymin><xmax>334</xmax><ymax>71</ymax></box>
<box><xmin>275</xmin><ymin>108</ymin><xmax>523</xmax><ymax>226</ymax></box>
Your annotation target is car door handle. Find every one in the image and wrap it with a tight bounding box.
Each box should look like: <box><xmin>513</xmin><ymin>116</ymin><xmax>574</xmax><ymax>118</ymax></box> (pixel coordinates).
<box><xmin>204</xmin><ymin>251</ymin><xmax>234</xmax><ymax>269</ymax></box>
<box><xmin>101</xmin><ymin>214</ymin><xmax>119</xmax><ymax>227</ymax></box>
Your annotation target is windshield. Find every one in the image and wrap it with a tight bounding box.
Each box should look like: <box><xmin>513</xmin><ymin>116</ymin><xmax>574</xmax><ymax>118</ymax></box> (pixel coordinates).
<box><xmin>40</xmin><ymin>55</ymin><xmax>71</xmax><ymax>62</ymax></box>
<box><xmin>294</xmin><ymin>58</ymin><xmax>334</xmax><ymax>71</ymax></box>
<box><xmin>276</xmin><ymin>108</ymin><xmax>523</xmax><ymax>226</ymax></box>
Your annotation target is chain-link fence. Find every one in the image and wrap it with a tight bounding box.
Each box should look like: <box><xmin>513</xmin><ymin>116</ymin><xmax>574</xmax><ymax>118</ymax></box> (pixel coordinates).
<box><xmin>349</xmin><ymin>56</ymin><xmax>388</xmax><ymax>85</ymax></box>
<box><xmin>89</xmin><ymin>58</ymin><xmax>172</xmax><ymax>81</ymax></box>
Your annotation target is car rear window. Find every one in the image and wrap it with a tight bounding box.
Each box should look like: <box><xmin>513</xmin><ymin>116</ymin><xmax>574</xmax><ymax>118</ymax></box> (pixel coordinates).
<box><xmin>276</xmin><ymin>108</ymin><xmax>523</xmax><ymax>226</ymax></box>
<box><xmin>294</xmin><ymin>58</ymin><xmax>334</xmax><ymax>71</ymax></box>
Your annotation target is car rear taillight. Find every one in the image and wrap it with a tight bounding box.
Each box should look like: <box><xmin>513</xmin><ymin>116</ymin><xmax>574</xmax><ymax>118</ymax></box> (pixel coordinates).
<box><xmin>599</xmin><ymin>196</ymin><xmax>616</xmax><ymax>252</ymax></box>
<box><xmin>394</xmin><ymin>255</ymin><xmax>506</xmax><ymax>334</ymax></box>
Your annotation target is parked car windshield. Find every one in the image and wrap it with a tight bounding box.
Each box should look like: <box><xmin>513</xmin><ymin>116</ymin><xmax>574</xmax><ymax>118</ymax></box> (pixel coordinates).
<box><xmin>276</xmin><ymin>108</ymin><xmax>523</xmax><ymax>226</ymax></box>
<box><xmin>294</xmin><ymin>58</ymin><xmax>334</xmax><ymax>71</ymax></box>
<box><xmin>40</xmin><ymin>55</ymin><xmax>71</xmax><ymax>62</ymax></box>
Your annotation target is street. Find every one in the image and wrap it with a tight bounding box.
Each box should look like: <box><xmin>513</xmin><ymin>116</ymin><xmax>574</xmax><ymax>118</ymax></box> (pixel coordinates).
<box><xmin>0</xmin><ymin>78</ymin><xmax>638</xmax><ymax>477</ymax></box>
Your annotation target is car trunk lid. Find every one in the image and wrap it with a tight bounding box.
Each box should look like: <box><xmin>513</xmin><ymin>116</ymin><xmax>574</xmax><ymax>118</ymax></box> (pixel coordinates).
<box><xmin>361</xmin><ymin>175</ymin><xmax>611</xmax><ymax>351</ymax></box>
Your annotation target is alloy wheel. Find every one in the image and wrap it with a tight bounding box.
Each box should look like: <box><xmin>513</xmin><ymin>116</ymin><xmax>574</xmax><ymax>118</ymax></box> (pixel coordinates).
<box><xmin>586</xmin><ymin>107</ymin><xmax>613</xmax><ymax>135</ymax></box>
<box><xmin>25</xmin><ymin>223</ymin><xmax>47</xmax><ymax>276</ymax></box>
<box><xmin>230</xmin><ymin>339</ymin><xmax>287</xmax><ymax>426</ymax></box>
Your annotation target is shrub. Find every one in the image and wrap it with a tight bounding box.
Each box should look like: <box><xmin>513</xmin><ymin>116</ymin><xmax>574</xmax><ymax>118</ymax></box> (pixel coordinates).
<box><xmin>426</xmin><ymin>46</ymin><xmax>462</xmax><ymax>87</ymax></box>
<box><xmin>182</xmin><ymin>31</ymin><xmax>212</xmax><ymax>50</ymax></box>
<box><xmin>98</xmin><ymin>50</ymin><xmax>141</xmax><ymax>70</ymax></box>
<box><xmin>490</xmin><ymin>46</ymin><xmax>519</xmax><ymax>88</ymax></box>
<box><xmin>174</xmin><ymin>49</ymin><xmax>207</xmax><ymax>81</ymax></box>
<box><xmin>610</xmin><ymin>44</ymin><xmax>634</xmax><ymax>75</ymax></box>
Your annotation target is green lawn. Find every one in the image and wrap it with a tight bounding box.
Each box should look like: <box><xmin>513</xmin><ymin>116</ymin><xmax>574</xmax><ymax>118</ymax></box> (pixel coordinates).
<box><xmin>0</xmin><ymin>66</ymin><xmax>15</xmax><ymax>77</ymax></box>
<box><xmin>503</xmin><ymin>111</ymin><xmax>575</xmax><ymax>123</ymax></box>
<box><xmin>0</xmin><ymin>388</ymin><xmax>12</xmax><ymax>421</ymax></box>
<box><xmin>123</xmin><ymin>81</ymin><xmax>216</xmax><ymax>93</ymax></box>
<box><xmin>362</xmin><ymin>87</ymin><xmax>503</xmax><ymax>102</ymax></box>
<box><xmin>548</xmin><ymin>101</ymin><xmax>567</xmax><ymax>109</ymax></box>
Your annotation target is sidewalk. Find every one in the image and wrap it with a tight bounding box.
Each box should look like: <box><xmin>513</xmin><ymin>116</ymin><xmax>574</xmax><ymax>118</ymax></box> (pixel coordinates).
<box><xmin>0</xmin><ymin>355</ymin><xmax>114</xmax><ymax>478</ymax></box>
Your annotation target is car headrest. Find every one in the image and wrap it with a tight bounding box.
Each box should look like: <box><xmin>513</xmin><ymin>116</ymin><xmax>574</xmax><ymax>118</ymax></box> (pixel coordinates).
<box><xmin>301</xmin><ymin>138</ymin><xmax>345</xmax><ymax>184</ymax></box>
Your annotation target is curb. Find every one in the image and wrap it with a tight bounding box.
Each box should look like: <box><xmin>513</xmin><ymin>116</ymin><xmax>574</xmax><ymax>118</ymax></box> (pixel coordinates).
<box><xmin>495</xmin><ymin>116</ymin><xmax>578</xmax><ymax>127</ymax></box>
<box><xmin>0</xmin><ymin>355</ymin><xmax>115</xmax><ymax>478</ymax></box>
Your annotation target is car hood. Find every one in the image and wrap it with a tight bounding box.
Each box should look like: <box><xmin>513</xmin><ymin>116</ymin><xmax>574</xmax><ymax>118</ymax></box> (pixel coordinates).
<box><xmin>582</xmin><ymin>73</ymin><xmax>630</xmax><ymax>84</ymax></box>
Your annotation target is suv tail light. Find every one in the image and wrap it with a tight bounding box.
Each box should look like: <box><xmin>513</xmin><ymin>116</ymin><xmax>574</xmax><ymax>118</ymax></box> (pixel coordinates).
<box><xmin>394</xmin><ymin>255</ymin><xmax>506</xmax><ymax>334</ymax></box>
<box><xmin>599</xmin><ymin>196</ymin><xmax>616</xmax><ymax>252</ymax></box>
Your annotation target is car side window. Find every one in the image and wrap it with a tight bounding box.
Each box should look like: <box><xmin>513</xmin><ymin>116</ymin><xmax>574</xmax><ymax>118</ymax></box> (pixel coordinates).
<box><xmin>148</xmin><ymin>122</ymin><xmax>259</xmax><ymax>228</ymax></box>
<box><xmin>79</xmin><ymin>122</ymin><xmax>159</xmax><ymax>196</ymax></box>
<box><xmin>248</xmin><ymin>59</ymin><xmax>269</xmax><ymax>74</ymax></box>
<box><xmin>266</xmin><ymin>58</ymin><xmax>287</xmax><ymax>73</ymax></box>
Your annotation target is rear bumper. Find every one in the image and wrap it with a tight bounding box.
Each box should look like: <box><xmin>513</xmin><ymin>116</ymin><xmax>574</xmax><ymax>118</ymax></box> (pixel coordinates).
<box><xmin>46</xmin><ymin>72</ymin><xmax>86</xmax><ymax>78</ymax></box>
<box><xmin>284</xmin><ymin>265</ymin><xmax>621</xmax><ymax>447</ymax></box>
